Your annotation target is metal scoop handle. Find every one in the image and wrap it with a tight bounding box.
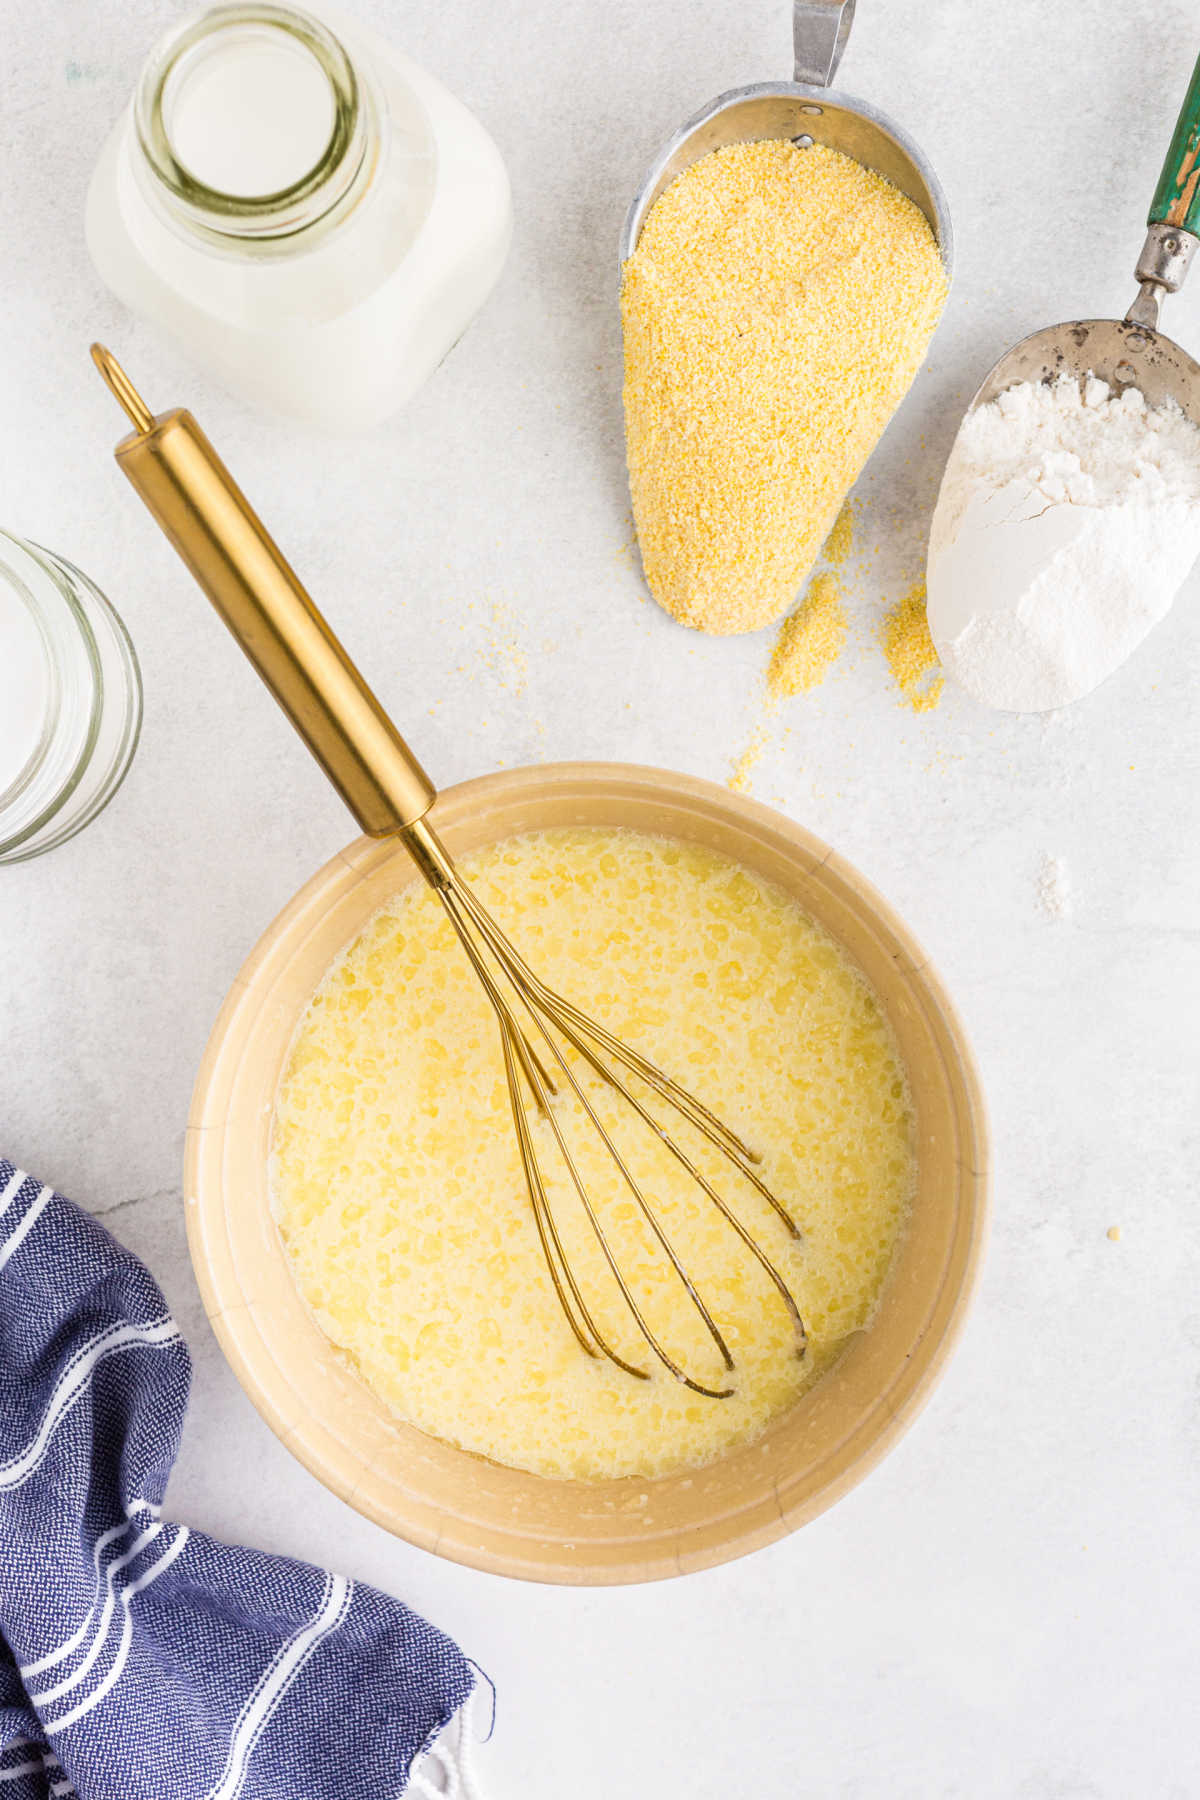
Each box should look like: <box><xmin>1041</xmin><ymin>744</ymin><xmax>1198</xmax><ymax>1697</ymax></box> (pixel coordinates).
<box><xmin>91</xmin><ymin>344</ymin><xmax>436</xmax><ymax>838</ymax></box>
<box><xmin>792</xmin><ymin>0</ymin><xmax>855</xmax><ymax>86</ymax></box>
<box><xmin>1130</xmin><ymin>53</ymin><xmax>1200</xmax><ymax>326</ymax></box>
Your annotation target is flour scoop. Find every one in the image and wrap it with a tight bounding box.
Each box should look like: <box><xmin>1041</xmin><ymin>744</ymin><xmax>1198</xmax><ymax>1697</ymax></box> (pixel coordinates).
<box><xmin>967</xmin><ymin>55</ymin><xmax>1200</xmax><ymax>419</ymax></box>
<box><xmin>619</xmin><ymin>0</ymin><xmax>952</xmax><ymax>266</ymax></box>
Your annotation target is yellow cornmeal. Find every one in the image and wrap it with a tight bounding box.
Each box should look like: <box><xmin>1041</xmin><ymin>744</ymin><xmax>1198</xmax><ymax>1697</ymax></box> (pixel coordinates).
<box><xmin>728</xmin><ymin>724</ymin><xmax>769</xmax><ymax>793</ymax></box>
<box><xmin>881</xmin><ymin>579</ymin><xmax>944</xmax><ymax>712</ymax></box>
<box><xmin>768</xmin><ymin>573</ymin><xmax>848</xmax><ymax>698</ymax></box>
<box><xmin>271</xmin><ymin>828</ymin><xmax>914</xmax><ymax>1482</ymax></box>
<box><xmin>824</xmin><ymin>500</ymin><xmax>855</xmax><ymax>569</ymax></box>
<box><xmin>621</xmin><ymin>140</ymin><xmax>946</xmax><ymax>635</ymax></box>
<box><xmin>729</xmin><ymin>509</ymin><xmax>855</xmax><ymax>788</ymax></box>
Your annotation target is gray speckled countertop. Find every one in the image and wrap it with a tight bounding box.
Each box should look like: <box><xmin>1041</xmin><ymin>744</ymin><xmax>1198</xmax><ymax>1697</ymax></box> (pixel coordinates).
<box><xmin>2</xmin><ymin>1</ymin><xmax>1198</xmax><ymax>1793</ymax></box>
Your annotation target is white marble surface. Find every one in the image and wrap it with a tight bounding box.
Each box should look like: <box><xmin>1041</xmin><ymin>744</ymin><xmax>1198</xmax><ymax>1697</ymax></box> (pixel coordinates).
<box><xmin>3</xmin><ymin>0</ymin><xmax>1200</xmax><ymax>1793</ymax></box>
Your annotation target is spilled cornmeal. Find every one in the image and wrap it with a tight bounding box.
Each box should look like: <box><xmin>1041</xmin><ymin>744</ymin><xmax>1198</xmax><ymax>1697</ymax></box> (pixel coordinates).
<box><xmin>272</xmin><ymin>828</ymin><xmax>915</xmax><ymax>1481</ymax></box>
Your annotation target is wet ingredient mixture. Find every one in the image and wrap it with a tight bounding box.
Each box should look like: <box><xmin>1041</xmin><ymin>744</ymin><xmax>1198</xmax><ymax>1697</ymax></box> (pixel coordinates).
<box><xmin>621</xmin><ymin>139</ymin><xmax>947</xmax><ymax>635</ymax></box>
<box><xmin>272</xmin><ymin>828</ymin><xmax>915</xmax><ymax>1481</ymax></box>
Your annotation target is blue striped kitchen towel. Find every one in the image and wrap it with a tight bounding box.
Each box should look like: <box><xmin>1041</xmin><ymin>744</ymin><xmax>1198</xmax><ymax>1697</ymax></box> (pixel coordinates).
<box><xmin>0</xmin><ymin>1160</ymin><xmax>483</xmax><ymax>1800</ymax></box>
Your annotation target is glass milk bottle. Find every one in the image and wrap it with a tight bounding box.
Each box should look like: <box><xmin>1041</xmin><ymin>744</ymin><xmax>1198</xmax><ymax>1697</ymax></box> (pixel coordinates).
<box><xmin>87</xmin><ymin>3</ymin><xmax>512</xmax><ymax>431</ymax></box>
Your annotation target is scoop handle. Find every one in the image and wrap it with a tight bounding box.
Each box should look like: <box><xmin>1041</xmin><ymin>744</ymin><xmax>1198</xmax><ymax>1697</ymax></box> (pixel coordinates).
<box><xmin>792</xmin><ymin>0</ymin><xmax>855</xmax><ymax>86</ymax></box>
<box><xmin>1150</xmin><ymin>51</ymin><xmax>1200</xmax><ymax>233</ymax></box>
<box><xmin>93</xmin><ymin>347</ymin><xmax>436</xmax><ymax>838</ymax></box>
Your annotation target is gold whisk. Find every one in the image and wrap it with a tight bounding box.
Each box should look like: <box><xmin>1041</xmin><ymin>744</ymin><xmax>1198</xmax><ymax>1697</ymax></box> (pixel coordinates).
<box><xmin>93</xmin><ymin>345</ymin><xmax>807</xmax><ymax>1398</ymax></box>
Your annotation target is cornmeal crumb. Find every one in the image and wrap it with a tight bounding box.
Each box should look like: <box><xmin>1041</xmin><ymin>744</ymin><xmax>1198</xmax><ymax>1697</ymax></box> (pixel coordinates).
<box><xmin>824</xmin><ymin>501</ymin><xmax>855</xmax><ymax>569</ymax></box>
<box><xmin>768</xmin><ymin>573</ymin><xmax>848</xmax><ymax>699</ymax></box>
<box><xmin>728</xmin><ymin>725</ymin><xmax>769</xmax><ymax>792</ymax></box>
<box><xmin>621</xmin><ymin>140</ymin><xmax>946</xmax><ymax>634</ymax></box>
<box><xmin>882</xmin><ymin>580</ymin><xmax>944</xmax><ymax>712</ymax></box>
<box><xmin>1107</xmin><ymin>1226</ymin><xmax>1122</xmax><ymax>1242</ymax></box>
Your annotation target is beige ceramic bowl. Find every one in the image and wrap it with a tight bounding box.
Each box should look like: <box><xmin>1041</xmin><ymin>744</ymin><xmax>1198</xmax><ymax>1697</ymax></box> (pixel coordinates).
<box><xmin>185</xmin><ymin>762</ymin><xmax>987</xmax><ymax>1584</ymax></box>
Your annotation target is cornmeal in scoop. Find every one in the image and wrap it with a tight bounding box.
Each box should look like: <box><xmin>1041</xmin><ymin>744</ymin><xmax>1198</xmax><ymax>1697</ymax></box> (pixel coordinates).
<box><xmin>621</xmin><ymin>140</ymin><xmax>946</xmax><ymax>634</ymax></box>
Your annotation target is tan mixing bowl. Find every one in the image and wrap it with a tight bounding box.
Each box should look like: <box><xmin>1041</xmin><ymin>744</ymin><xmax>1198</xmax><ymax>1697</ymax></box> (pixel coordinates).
<box><xmin>185</xmin><ymin>761</ymin><xmax>988</xmax><ymax>1585</ymax></box>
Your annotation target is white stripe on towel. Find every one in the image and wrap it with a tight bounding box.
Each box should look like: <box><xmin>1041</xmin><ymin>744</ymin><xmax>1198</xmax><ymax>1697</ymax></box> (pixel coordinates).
<box><xmin>0</xmin><ymin>1751</ymin><xmax>62</xmax><ymax>1786</ymax></box>
<box><xmin>19</xmin><ymin>1516</ymin><xmax>141</xmax><ymax>1677</ymax></box>
<box><xmin>0</xmin><ymin>1183</ymin><xmax>52</xmax><ymax>1273</ymax></box>
<box><xmin>406</xmin><ymin>1687</ymin><xmax>489</xmax><ymax>1800</ymax></box>
<box><xmin>0</xmin><ymin>1317</ymin><xmax>181</xmax><ymax>1490</ymax></box>
<box><xmin>28</xmin><ymin>1525</ymin><xmax>163</xmax><ymax>1703</ymax></box>
<box><xmin>21</xmin><ymin>1495</ymin><xmax>163</xmax><ymax>1678</ymax></box>
<box><xmin>45</xmin><ymin>1526</ymin><xmax>190</xmax><ymax>1734</ymax></box>
<box><xmin>0</xmin><ymin>1165</ymin><xmax>28</xmax><ymax>1221</ymax></box>
<box><xmin>203</xmin><ymin>1573</ymin><xmax>353</xmax><ymax>1800</ymax></box>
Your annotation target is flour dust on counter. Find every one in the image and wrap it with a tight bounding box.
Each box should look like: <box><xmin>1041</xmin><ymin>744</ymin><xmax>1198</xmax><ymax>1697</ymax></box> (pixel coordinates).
<box><xmin>271</xmin><ymin>828</ymin><xmax>915</xmax><ymax>1482</ymax></box>
<box><xmin>1036</xmin><ymin>854</ymin><xmax>1073</xmax><ymax>920</ymax></box>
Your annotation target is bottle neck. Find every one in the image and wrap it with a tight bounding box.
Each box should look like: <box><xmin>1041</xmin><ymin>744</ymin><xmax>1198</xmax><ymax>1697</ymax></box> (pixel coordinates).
<box><xmin>132</xmin><ymin>3</ymin><xmax>382</xmax><ymax>252</ymax></box>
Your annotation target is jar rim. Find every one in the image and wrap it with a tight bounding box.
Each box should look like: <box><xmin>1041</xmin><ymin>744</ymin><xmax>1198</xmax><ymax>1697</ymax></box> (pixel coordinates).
<box><xmin>0</xmin><ymin>540</ymin><xmax>62</xmax><ymax>813</ymax></box>
<box><xmin>0</xmin><ymin>535</ymin><xmax>140</xmax><ymax>862</ymax></box>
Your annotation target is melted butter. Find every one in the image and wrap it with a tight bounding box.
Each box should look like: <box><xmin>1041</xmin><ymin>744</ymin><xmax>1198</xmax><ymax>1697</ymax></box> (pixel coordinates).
<box><xmin>271</xmin><ymin>827</ymin><xmax>914</xmax><ymax>1481</ymax></box>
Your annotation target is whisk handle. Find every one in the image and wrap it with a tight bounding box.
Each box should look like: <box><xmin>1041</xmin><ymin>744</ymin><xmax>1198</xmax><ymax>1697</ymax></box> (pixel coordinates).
<box><xmin>96</xmin><ymin>351</ymin><xmax>436</xmax><ymax>837</ymax></box>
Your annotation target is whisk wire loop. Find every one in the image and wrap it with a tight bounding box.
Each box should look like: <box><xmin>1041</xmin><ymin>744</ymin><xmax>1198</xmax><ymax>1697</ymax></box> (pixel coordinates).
<box><xmin>438</xmin><ymin>882</ymin><xmax>731</xmax><ymax>1395</ymax></box>
<box><xmin>419</xmin><ymin>823</ymin><xmax>809</xmax><ymax>1400</ymax></box>
<box><xmin>435</xmin><ymin>888</ymin><xmax>616</xmax><ymax>1365</ymax></box>
<box><xmin>453</xmin><ymin>875</ymin><xmax>803</xmax><ymax>1238</ymax></box>
<box><xmin>543</xmin><ymin>1016</ymin><xmax>809</xmax><ymax>1353</ymax></box>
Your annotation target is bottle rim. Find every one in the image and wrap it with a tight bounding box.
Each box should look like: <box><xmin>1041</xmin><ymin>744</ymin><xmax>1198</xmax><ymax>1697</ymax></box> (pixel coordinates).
<box><xmin>133</xmin><ymin>2</ymin><xmax>378</xmax><ymax>245</ymax></box>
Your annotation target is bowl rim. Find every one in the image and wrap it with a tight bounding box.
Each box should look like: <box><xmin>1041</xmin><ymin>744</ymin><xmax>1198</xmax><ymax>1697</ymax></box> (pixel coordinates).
<box><xmin>184</xmin><ymin>760</ymin><xmax>989</xmax><ymax>1583</ymax></box>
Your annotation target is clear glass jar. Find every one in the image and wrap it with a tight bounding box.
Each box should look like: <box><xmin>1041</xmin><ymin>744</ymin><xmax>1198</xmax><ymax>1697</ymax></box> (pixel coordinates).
<box><xmin>86</xmin><ymin>2</ymin><xmax>512</xmax><ymax>431</ymax></box>
<box><xmin>0</xmin><ymin>532</ymin><xmax>142</xmax><ymax>864</ymax></box>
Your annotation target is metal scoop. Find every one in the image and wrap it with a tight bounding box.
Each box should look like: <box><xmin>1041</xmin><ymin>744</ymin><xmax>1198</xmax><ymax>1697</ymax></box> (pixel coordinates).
<box><xmin>966</xmin><ymin>55</ymin><xmax>1200</xmax><ymax>419</ymax></box>
<box><xmin>619</xmin><ymin>0</ymin><xmax>952</xmax><ymax>266</ymax></box>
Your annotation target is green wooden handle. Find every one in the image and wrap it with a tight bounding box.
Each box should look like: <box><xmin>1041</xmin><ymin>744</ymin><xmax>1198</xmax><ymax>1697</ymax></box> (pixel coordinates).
<box><xmin>1150</xmin><ymin>52</ymin><xmax>1200</xmax><ymax>233</ymax></box>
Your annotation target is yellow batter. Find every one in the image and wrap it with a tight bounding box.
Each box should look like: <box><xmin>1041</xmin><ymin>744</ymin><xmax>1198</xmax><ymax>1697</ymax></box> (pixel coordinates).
<box><xmin>271</xmin><ymin>828</ymin><xmax>914</xmax><ymax>1481</ymax></box>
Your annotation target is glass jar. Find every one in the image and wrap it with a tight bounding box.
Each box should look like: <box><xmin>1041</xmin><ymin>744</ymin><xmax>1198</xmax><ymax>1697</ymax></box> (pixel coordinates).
<box><xmin>0</xmin><ymin>532</ymin><xmax>142</xmax><ymax>864</ymax></box>
<box><xmin>85</xmin><ymin>2</ymin><xmax>512</xmax><ymax>431</ymax></box>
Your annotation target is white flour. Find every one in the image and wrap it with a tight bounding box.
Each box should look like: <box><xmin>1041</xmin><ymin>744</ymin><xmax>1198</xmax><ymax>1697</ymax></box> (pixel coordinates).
<box><xmin>1036</xmin><ymin>854</ymin><xmax>1073</xmax><ymax>920</ymax></box>
<box><xmin>926</xmin><ymin>375</ymin><xmax>1200</xmax><ymax>710</ymax></box>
